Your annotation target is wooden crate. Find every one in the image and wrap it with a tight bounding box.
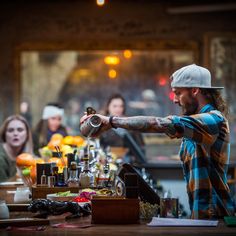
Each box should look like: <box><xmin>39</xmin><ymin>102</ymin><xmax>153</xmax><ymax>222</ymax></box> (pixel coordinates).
<box><xmin>91</xmin><ymin>196</ymin><xmax>140</xmax><ymax>224</ymax></box>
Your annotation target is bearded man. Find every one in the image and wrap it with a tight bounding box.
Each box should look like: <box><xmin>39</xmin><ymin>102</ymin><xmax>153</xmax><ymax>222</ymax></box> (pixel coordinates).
<box><xmin>81</xmin><ymin>64</ymin><xmax>235</xmax><ymax>219</ymax></box>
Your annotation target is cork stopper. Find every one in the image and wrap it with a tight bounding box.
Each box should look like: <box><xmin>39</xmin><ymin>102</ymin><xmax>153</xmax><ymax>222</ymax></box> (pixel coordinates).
<box><xmin>70</xmin><ymin>161</ymin><xmax>77</xmax><ymax>170</ymax></box>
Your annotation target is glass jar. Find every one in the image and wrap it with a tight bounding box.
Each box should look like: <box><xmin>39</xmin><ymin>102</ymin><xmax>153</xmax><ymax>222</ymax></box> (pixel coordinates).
<box><xmin>0</xmin><ymin>200</ymin><xmax>10</xmax><ymax>219</ymax></box>
<box><xmin>14</xmin><ymin>187</ymin><xmax>31</xmax><ymax>203</ymax></box>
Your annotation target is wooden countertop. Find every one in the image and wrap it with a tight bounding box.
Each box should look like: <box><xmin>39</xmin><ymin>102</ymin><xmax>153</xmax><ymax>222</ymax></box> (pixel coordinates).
<box><xmin>1</xmin><ymin>214</ymin><xmax>235</xmax><ymax>236</ymax></box>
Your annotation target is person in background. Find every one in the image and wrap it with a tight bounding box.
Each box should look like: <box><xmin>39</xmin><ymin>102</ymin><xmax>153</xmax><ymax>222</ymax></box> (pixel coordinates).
<box><xmin>100</xmin><ymin>94</ymin><xmax>145</xmax><ymax>163</ymax></box>
<box><xmin>33</xmin><ymin>103</ymin><xmax>67</xmax><ymax>153</ymax></box>
<box><xmin>128</xmin><ymin>89</ymin><xmax>162</xmax><ymax>116</ymax></box>
<box><xmin>64</xmin><ymin>99</ymin><xmax>81</xmax><ymax>135</ymax></box>
<box><xmin>0</xmin><ymin>115</ymin><xmax>33</xmax><ymax>182</ymax></box>
<box><xmin>20</xmin><ymin>101</ymin><xmax>32</xmax><ymax>127</ymax></box>
<box><xmin>81</xmin><ymin>64</ymin><xmax>235</xmax><ymax>219</ymax></box>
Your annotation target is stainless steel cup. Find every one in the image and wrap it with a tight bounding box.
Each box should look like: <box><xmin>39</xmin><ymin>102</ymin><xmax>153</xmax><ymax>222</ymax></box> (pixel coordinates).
<box><xmin>80</xmin><ymin>115</ymin><xmax>102</xmax><ymax>137</ymax></box>
<box><xmin>48</xmin><ymin>176</ymin><xmax>55</xmax><ymax>187</ymax></box>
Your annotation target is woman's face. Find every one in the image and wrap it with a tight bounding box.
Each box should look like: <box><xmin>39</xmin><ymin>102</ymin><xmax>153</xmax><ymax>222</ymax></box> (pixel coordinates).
<box><xmin>5</xmin><ymin>120</ymin><xmax>27</xmax><ymax>148</ymax></box>
<box><xmin>108</xmin><ymin>98</ymin><xmax>125</xmax><ymax>116</ymax></box>
<box><xmin>48</xmin><ymin>116</ymin><xmax>62</xmax><ymax>132</ymax></box>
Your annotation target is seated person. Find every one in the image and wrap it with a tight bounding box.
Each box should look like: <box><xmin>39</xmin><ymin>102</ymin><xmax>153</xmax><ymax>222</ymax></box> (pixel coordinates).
<box><xmin>33</xmin><ymin>103</ymin><xmax>67</xmax><ymax>153</ymax></box>
<box><xmin>0</xmin><ymin>115</ymin><xmax>33</xmax><ymax>182</ymax></box>
<box><xmin>100</xmin><ymin>94</ymin><xmax>145</xmax><ymax>163</ymax></box>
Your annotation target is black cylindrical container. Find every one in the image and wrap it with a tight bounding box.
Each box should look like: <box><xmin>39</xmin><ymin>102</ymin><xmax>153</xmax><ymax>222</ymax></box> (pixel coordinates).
<box><xmin>36</xmin><ymin>163</ymin><xmax>52</xmax><ymax>185</ymax></box>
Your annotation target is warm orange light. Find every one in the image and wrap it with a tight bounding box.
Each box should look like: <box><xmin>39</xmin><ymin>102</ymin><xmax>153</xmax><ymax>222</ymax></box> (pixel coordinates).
<box><xmin>96</xmin><ymin>0</ymin><xmax>105</xmax><ymax>6</ymax></box>
<box><xmin>123</xmin><ymin>50</ymin><xmax>132</xmax><ymax>59</ymax></box>
<box><xmin>108</xmin><ymin>69</ymin><xmax>117</xmax><ymax>79</ymax></box>
<box><xmin>104</xmin><ymin>56</ymin><xmax>120</xmax><ymax>65</ymax></box>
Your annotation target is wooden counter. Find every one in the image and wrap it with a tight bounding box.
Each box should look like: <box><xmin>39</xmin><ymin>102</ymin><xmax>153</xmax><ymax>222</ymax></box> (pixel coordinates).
<box><xmin>1</xmin><ymin>214</ymin><xmax>235</xmax><ymax>236</ymax></box>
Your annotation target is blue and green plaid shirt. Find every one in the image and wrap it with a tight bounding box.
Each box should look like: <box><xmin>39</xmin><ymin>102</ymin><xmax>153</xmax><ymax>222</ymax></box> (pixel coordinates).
<box><xmin>168</xmin><ymin>104</ymin><xmax>235</xmax><ymax>219</ymax></box>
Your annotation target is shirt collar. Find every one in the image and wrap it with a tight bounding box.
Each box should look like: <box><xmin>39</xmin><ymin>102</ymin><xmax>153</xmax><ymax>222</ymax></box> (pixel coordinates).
<box><xmin>199</xmin><ymin>104</ymin><xmax>215</xmax><ymax>113</ymax></box>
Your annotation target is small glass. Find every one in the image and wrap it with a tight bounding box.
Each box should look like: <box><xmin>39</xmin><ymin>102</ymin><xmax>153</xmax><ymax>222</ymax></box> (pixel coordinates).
<box><xmin>14</xmin><ymin>187</ymin><xmax>31</xmax><ymax>203</ymax></box>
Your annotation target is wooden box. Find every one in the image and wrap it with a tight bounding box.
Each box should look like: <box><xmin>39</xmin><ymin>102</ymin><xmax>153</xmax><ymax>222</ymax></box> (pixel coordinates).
<box><xmin>91</xmin><ymin>196</ymin><xmax>140</xmax><ymax>224</ymax></box>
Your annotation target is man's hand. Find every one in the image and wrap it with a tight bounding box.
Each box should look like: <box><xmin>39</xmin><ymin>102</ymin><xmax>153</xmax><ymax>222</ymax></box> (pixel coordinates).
<box><xmin>80</xmin><ymin>113</ymin><xmax>112</xmax><ymax>137</ymax></box>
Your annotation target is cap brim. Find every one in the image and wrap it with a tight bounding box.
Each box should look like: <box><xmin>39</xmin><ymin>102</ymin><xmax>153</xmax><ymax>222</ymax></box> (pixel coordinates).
<box><xmin>171</xmin><ymin>86</ymin><xmax>224</xmax><ymax>89</ymax></box>
<box><xmin>205</xmin><ymin>86</ymin><xmax>224</xmax><ymax>89</ymax></box>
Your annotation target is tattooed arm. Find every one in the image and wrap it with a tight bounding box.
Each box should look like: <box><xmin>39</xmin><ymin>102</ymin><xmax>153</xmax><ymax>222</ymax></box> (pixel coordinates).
<box><xmin>80</xmin><ymin>114</ymin><xmax>176</xmax><ymax>137</ymax></box>
<box><xmin>111</xmin><ymin>116</ymin><xmax>172</xmax><ymax>133</ymax></box>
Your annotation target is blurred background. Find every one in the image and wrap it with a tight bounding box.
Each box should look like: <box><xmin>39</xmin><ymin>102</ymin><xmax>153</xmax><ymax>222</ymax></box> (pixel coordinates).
<box><xmin>0</xmin><ymin>0</ymin><xmax>236</xmax><ymax>215</ymax></box>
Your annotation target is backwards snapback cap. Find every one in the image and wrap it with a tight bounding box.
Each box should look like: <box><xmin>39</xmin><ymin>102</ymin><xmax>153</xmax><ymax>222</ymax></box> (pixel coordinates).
<box><xmin>170</xmin><ymin>64</ymin><xmax>223</xmax><ymax>89</ymax></box>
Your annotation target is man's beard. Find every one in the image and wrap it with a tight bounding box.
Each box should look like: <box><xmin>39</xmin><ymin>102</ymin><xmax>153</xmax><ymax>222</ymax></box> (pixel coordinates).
<box><xmin>181</xmin><ymin>95</ymin><xmax>199</xmax><ymax>115</ymax></box>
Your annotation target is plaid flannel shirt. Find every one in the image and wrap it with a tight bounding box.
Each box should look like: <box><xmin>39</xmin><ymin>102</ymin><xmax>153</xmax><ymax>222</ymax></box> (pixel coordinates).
<box><xmin>167</xmin><ymin>104</ymin><xmax>235</xmax><ymax>219</ymax></box>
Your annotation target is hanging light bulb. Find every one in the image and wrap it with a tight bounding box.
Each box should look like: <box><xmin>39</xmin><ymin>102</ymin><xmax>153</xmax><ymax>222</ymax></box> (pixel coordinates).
<box><xmin>96</xmin><ymin>0</ymin><xmax>105</xmax><ymax>6</ymax></box>
<box><xmin>104</xmin><ymin>56</ymin><xmax>120</xmax><ymax>65</ymax></box>
<box><xmin>123</xmin><ymin>50</ymin><xmax>132</xmax><ymax>59</ymax></box>
<box><xmin>108</xmin><ymin>69</ymin><xmax>117</xmax><ymax>79</ymax></box>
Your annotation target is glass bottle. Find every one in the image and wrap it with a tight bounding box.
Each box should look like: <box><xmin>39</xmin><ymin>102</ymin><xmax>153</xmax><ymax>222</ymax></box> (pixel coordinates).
<box><xmin>40</xmin><ymin>170</ymin><xmax>47</xmax><ymax>185</ymax></box>
<box><xmin>97</xmin><ymin>162</ymin><xmax>110</xmax><ymax>187</ymax></box>
<box><xmin>79</xmin><ymin>154</ymin><xmax>93</xmax><ymax>188</ymax></box>
<box><xmin>52</xmin><ymin>166</ymin><xmax>59</xmax><ymax>185</ymax></box>
<box><xmin>67</xmin><ymin>162</ymin><xmax>79</xmax><ymax>187</ymax></box>
<box><xmin>56</xmin><ymin>173</ymin><xmax>67</xmax><ymax>187</ymax></box>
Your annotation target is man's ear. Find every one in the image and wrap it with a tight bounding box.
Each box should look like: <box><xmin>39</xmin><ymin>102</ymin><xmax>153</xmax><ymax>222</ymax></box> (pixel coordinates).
<box><xmin>191</xmin><ymin>88</ymin><xmax>200</xmax><ymax>97</ymax></box>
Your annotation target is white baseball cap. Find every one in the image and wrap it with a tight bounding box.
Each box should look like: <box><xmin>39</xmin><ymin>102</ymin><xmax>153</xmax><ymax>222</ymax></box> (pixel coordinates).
<box><xmin>170</xmin><ymin>64</ymin><xmax>223</xmax><ymax>89</ymax></box>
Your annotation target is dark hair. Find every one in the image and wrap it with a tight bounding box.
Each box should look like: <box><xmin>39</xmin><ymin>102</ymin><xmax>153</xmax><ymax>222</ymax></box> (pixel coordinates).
<box><xmin>34</xmin><ymin>119</ymin><xmax>67</xmax><ymax>148</ymax></box>
<box><xmin>105</xmin><ymin>94</ymin><xmax>126</xmax><ymax>115</ymax></box>
<box><xmin>200</xmin><ymin>88</ymin><xmax>229</xmax><ymax>118</ymax></box>
<box><xmin>46</xmin><ymin>102</ymin><xmax>63</xmax><ymax>109</ymax></box>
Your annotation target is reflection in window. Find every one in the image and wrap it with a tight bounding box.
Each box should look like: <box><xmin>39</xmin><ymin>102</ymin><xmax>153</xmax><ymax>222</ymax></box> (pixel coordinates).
<box><xmin>21</xmin><ymin>50</ymin><xmax>194</xmax><ymax>161</ymax></box>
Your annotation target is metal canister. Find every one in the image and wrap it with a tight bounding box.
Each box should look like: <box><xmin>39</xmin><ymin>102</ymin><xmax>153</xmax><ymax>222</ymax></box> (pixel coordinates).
<box><xmin>48</xmin><ymin>176</ymin><xmax>55</xmax><ymax>187</ymax></box>
<box><xmin>80</xmin><ymin>115</ymin><xmax>102</xmax><ymax>137</ymax></box>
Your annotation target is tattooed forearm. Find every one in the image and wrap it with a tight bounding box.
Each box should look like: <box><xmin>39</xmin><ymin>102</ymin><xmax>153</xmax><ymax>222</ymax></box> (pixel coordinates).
<box><xmin>112</xmin><ymin>116</ymin><xmax>172</xmax><ymax>133</ymax></box>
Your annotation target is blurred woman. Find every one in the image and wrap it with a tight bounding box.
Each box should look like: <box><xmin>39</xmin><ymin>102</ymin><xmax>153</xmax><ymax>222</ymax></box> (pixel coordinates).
<box><xmin>33</xmin><ymin>103</ymin><xmax>67</xmax><ymax>153</ymax></box>
<box><xmin>100</xmin><ymin>94</ymin><xmax>145</xmax><ymax>163</ymax></box>
<box><xmin>0</xmin><ymin>115</ymin><xmax>33</xmax><ymax>182</ymax></box>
